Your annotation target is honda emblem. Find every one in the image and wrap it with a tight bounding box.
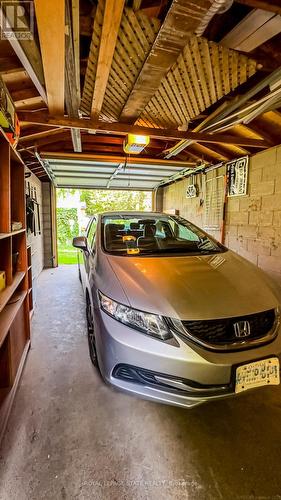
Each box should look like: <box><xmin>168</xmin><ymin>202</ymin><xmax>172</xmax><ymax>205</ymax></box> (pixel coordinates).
<box><xmin>234</xmin><ymin>320</ymin><xmax>251</xmax><ymax>338</ymax></box>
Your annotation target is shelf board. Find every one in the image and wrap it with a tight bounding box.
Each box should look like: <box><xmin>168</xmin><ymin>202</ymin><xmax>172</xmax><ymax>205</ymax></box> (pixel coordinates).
<box><xmin>0</xmin><ymin>229</ymin><xmax>26</xmax><ymax>240</ymax></box>
<box><xmin>0</xmin><ymin>290</ymin><xmax>27</xmax><ymax>349</ymax></box>
<box><xmin>0</xmin><ymin>272</ymin><xmax>25</xmax><ymax>314</ymax></box>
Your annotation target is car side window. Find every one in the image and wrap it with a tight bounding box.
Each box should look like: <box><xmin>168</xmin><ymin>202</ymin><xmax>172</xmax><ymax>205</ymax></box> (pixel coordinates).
<box><xmin>87</xmin><ymin>218</ymin><xmax>97</xmax><ymax>251</ymax></box>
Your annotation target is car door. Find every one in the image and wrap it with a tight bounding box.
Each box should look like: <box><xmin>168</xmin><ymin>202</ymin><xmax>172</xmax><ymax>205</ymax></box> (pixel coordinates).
<box><xmin>84</xmin><ymin>217</ymin><xmax>97</xmax><ymax>289</ymax></box>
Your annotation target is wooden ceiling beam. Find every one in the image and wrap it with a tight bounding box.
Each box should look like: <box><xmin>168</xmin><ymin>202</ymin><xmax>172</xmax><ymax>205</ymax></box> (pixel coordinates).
<box><xmin>221</xmin><ymin>8</ymin><xmax>281</xmax><ymax>52</ymax></box>
<box><xmin>193</xmin><ymin>143</ymin><xmax>231</xmax><ymax>162</ymax></box>
<box><xmin>11</xmin><ymin>87</ymin><xmax>39</xmax><ymax>103</ymax></box>
<box><xmin>120</xmin><ymin>0</ymin><xmax>215</xmax><ymax>123</ymax></box>
<box><xmin>0</xmin><ymin>1</ymin><xmax>47</xmax><ymax>102</ymax></box>
<box><xmin>17</xmin><ymin>112</ymin><xmax>270</xmax><ymax>148</ymax></box>
<box><xmin>34</xmin><ymin>0</ymin><xmax>65</xmax><ymax>114</ymax></box>
<box><xmin>65</xmin><ymin>0</ymin><xmax>82</xmax><ymax>152</ymax></box>
<box><xmin>19</xmin><ymin>128</ymin><xmax>68</xmax><ymax>143</ymax></box>
<box><xmin>90</xmin><ymin>0</ymin><xmax>125</xmax><ymax>118</ymax></box>
<box><xmin>235</xmin><ymin>0</ymin><xmax>281</xmax><ymax>15</ymax></box>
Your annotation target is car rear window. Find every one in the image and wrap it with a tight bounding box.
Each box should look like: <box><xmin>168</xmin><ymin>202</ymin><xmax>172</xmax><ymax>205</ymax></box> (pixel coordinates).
<box><xmin>101</xmin><ymin>215</ymin><xmax>226</xmax><ymax>256</ymax></box>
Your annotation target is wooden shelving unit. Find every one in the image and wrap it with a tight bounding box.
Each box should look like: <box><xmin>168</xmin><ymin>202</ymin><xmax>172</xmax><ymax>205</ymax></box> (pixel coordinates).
<box><xmin>27</xmin><ymin>246</ymin><xmax>34</xmax><ymax>317</ymax></box>
<box><xmin>0</xmin><ymin>130</ymin><xmax>30</xmax><ymax>442</ymax></box>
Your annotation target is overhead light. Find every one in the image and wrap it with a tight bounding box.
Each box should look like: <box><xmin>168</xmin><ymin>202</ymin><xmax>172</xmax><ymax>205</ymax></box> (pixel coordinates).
<box><xmin>123</xmin><ymin>134</ymin><xmax>150</xmax><ymax>154</ymax></box>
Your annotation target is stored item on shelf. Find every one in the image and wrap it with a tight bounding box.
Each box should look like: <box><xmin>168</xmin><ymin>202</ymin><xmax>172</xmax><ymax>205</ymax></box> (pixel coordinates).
<box><xmin>0</xmin><ymin>75</ymin><xmax>20</xmax><ymax>148</ymax></box>
<box><xmin>12</xmin><ymin>252</ymin><xmax>19</xmax><ymax>275</ymax></box>
<box><xmin>11</xmin><ymin>221</ymin><xmax>23</xmax><ymax>231</ymax></box>
<box><xmin>0</xmin><ymin>271</ymin><xmax>6</xmax><ymax>291</ymax></box>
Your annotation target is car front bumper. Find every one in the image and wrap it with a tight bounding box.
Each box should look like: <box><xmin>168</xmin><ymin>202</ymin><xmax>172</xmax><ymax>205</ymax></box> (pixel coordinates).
<box><xmin>94</xmin><ymin>309</ymin><xmax>281</xmax><ymax>409</ymax></box>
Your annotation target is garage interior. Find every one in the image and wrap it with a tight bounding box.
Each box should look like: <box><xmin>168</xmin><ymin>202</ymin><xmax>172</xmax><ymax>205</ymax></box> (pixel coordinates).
<box><xmin>1</xmin><ymin>0</ymin><xmax>281</xmax><ymax>498</ymax></box>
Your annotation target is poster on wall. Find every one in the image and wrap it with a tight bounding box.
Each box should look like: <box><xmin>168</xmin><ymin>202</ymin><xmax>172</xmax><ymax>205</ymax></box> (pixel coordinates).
<box><xmin>227</xmin><ymin>156</ymin><xmax>248</xmax><ymax>197</ymax></box>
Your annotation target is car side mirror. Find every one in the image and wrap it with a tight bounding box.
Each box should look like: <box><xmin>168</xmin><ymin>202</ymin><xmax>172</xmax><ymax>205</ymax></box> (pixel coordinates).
<box><xmin>73</xmin><ymin>236</ymin><xmax>88</xmax><ymax>252</ymax></box>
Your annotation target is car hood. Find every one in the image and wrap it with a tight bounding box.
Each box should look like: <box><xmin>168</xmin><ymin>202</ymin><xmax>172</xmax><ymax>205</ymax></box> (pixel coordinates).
<box><xmin>107</xmin><ymin>250</ymin><xmax>280</xmax><ymax>320</ymax></box>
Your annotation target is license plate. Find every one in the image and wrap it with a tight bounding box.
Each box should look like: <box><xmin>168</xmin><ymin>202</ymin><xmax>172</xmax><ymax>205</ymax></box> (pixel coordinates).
<box><xmin>235</xmin><ymin>357</ymin><xmax>280</xmax><ymax>394</ymax></box>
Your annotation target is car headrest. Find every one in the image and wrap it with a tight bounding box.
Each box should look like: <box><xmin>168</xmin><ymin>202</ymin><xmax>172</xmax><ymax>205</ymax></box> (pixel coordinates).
<box><xmin>139</xmin><ymin>219</ymin><xmax>156</xmax><ymax>225</ymax></box>
<box><xmin>130</xmin><ymin>222</ymin><xmax>140</xmax><ymax>230</ymax></box>
<box><xmin>144</xmin><ymin>224</ymin><xmax>156</xmax><ymax>237</ymax></box>
<box><xmin>106</xmin><ymin>223</ymin><xmax>125</xmax><ymax>231</ymax></box>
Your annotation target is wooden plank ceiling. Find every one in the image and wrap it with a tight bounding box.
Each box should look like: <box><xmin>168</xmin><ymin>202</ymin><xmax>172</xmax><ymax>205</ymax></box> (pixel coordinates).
<box><xmin>1</xmin><ymin>0</ymin><xmax>281</xmax><ymax>186</ymax></box>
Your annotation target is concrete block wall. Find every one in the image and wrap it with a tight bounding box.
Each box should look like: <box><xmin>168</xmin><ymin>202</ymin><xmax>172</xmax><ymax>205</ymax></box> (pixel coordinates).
<box><xmin>225</xmin><ymin>146</ymin><xmax>281</xmax><ymax>281</ymax></box>
<box><xmin>162</xmin><ymin>144</ymin><xmax>281</xmax><ymax>283</ymax></box>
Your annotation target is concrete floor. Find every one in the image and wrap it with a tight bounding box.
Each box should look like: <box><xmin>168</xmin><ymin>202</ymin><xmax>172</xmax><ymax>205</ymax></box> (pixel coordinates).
<box><xmin>1</xmin><ymin>266</ymin><xmax>281</xmax><ymax>500</ymax></box>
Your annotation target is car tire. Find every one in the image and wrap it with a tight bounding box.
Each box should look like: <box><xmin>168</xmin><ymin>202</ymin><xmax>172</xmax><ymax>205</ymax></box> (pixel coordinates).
<box><xmin>86</xmin><ymin>295</ymin><xmax>99</xmax><ymax>369</ymax></box>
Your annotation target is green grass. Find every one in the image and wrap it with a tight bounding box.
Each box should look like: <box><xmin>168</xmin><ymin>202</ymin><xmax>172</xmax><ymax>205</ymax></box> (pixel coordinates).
<box><xmin>58</xmin><ymin>245</ymin><xmax>79</xmax><ymax>265</ymax></box>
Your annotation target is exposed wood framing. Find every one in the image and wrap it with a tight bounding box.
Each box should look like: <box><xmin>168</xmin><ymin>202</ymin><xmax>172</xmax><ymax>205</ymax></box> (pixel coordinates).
<box><xmin>34</xmin><ymin>0</ymin><xmax>65</xmax><ymax>114</ymax></box>
<box><xmin>19</xmin><ymin>128</ymin><xmax>67</xmax><ymax>143</ymax></box>
<box><xmin>235</xmin><ymin>0</ymin><xmax>281</xmax><ymax>16</ymax></box>
<box><xmin>100</xmin><ymin>8</ymin><xmax>160</xmax><ymax>122</ymax></box>
<box><xmin>221</xmin><ymin>9</ymin><xmax>281</xmax><ymax>53</ymax></box>
<box><xmin>120</xmin><ymin>0</ymin><xmax>216</xmax><ymax>123</ymax></box>
<box><xmin>139</xmin><ymin>36</ymin><xmax>258</xmax><ymax>129</ymax></box>
<box><xmin>17</xmin><ymin>112</ymin><xmax>269</xmax><ymax>148</ymax></box>
<box><xmin>0</xmin><ymin>3</ymin><xmax>46</xmax><ymax>102</ymax></box>
<box><xmin>65</xmin><ymin>0</ymin><xmax>82</xmax><ymax>152</ymax></box>
<box><xmin>81</xmin><ymin>3</ymin><xmax>160</xmax><ymax>120</ymax></box>
<box><xmin>90</xmin><ymin>0</ymin><xmax>125</xmax><ymax>118</ymax></box>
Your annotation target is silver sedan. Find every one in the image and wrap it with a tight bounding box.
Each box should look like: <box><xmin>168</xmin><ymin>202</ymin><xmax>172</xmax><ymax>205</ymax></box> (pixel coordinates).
<box><xmin>73</xmin><ymin>211</ymin><xmax>281</xmax><ymax>408</ymax></box>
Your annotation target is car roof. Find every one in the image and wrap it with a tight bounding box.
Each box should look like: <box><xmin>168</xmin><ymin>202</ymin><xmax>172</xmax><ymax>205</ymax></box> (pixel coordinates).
<box><xmin>99</xmin><ymin>211</ymin><xmax>169</xmax><ymax>217</ymax></box>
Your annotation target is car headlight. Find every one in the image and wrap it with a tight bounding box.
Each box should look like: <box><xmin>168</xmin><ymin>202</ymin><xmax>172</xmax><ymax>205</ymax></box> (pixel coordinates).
<box><xmin>99</xmin><ymin>291</ymin><xmax>172</xmax><ymax>341</ymax></box>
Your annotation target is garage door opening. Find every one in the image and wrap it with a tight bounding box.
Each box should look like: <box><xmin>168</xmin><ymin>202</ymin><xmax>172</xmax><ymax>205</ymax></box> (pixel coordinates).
<box><xmin>56</xmin><ymin>188</ymin><xmax>152</xmax><ymax>265</ymax></box>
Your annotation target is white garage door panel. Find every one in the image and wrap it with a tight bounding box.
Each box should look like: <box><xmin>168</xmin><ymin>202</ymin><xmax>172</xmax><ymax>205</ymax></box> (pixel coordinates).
<box><xmin>43</xmin><ymin>156</ymin><xmax>190</xmax><ymax>190</ymax></box>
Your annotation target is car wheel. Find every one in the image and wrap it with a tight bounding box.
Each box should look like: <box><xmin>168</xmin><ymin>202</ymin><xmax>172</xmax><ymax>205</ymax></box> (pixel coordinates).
<box><xmin>86</xmin><ymin>296</ymin><xmax>99</xmax><ymax>368</ymax></box>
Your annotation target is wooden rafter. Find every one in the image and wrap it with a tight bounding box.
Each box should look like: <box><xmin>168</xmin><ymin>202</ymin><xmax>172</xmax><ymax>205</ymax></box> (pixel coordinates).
<box><xmin>0</xmin><ymin>2</ymin><xmax>46</xmax><ymax>102</ymax></box>
<box><xmin>90</xmin><ymin>0</ymin><xmax>125</xmax><ymax>118</ymax></box>
<box><xmin>19</xmin><ymin>128</ymin><xmax>67</xmax><ymax>143</ymax></box>
<box><xmin>235</xmin><ymin>0</ymin><xmax>281</xmax><ymax>15</ymax></box>
<box><xmin>34</xmin><ymin>0</ymin><xmax>65</xmax><ymax>114</ymax></box>
<box><xmin>17</xmin><ymin>112</ymin><xmax>269</xmax><ymax>148</ymax></box>
<box><xmin>65</xmin><ymin>0</ymin><xmax>82</xmax><ymax>152</ymax></box>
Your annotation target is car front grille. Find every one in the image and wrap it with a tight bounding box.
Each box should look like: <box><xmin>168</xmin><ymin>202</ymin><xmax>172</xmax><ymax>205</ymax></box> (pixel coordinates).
<box><xmin>180</xmin><ymin>309</ymin><xmax>277</xmax><ymax>350</ymax></box>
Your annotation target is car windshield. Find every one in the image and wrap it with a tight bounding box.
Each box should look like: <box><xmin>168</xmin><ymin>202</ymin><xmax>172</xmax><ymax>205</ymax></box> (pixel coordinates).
<box><xmin>102</xmin><ymin>214</ymin><xmax>226</xmax><ymax>256</ymax></box>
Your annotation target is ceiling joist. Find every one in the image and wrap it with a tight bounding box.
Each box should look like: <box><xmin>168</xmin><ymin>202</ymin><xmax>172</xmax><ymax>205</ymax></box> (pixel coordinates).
<box><xmin>65</xmin><ymin>0</ymin><xmax>82</xmax><ymax>152</ymax></box>
<box><xmin>17</xmin><ymin>112</ymin><xmax>269</xmax><ymax>148</ymax></box>
<box><xmin>90</xmin><ymin>0</ymin><xmax>125</xmax><ymax>118</ymax></box>
<box><xmin>34</xmin><ymin>0</ymin><xmax>65</xmax><ymax>114</ymax></box>
<box><xmin>0</xmin><ymin>2</ymin><xmax>46</xmax><ymax>102</ymax></box>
